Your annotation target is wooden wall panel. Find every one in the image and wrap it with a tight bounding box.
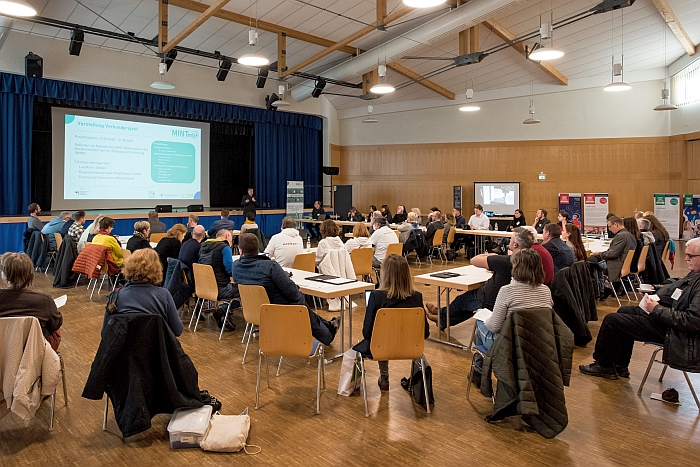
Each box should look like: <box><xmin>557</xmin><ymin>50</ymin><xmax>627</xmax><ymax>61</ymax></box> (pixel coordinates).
<box><xmin>335</xmin><ymin>137</ymin><xmax>674</xmax><ymax>222</ymax></box>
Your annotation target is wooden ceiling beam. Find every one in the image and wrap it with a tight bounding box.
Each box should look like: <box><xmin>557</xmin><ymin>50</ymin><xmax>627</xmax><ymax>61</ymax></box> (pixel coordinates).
<box><xmin>168</xmin><ymin>0</ymin><xmax>358</xmax><ymax>55</ymax></box>
<box><xmin>362</xmin><ymin>69</ymin><xmax>378</xmax><ymax>95</ymax></box>
<box><xmin>459</xmin><ymin>25</ymin><xmax>479</xmax><ymax>55</ymax></box>
<box><xmin>386</xmin><ymin>62</ymin><xmax>456</xmax><ymax>100</ymax></box>
<box><xmin>162</xmin><ymin>0</ymin><xmax>231</xmax><ymax>53</ymax></box>
<box><xmin>482</xmin><ymin>18</ymin><xmax>568</xmax><ymax>86</ymax></box>
<box><xmin>157</xmin><ymin>0</ymin><xmax>168</xmax><ymax>54</ymax></box>
<box><xmin>651</xmin><ymin>0</ymin><xmax>696</xmax><ymax>56</ymax></box>
<box><xmin>377</xmin><ymin>0</ymin><xmax>387</xmax><ymax>24</ymax></box>
<box><xmin>279</xmin><ymin>7</ymin><xmax>414</xmax><ymax>78</ymax></box>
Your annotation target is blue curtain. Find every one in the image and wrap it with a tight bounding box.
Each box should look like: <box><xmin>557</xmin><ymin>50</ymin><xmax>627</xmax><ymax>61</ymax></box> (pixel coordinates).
<box><xmin>0</xmin><ymin>90</ymin><xmax>33</xmax><ymax>216</ymax></box>
<box><xmin>254</xmin><ymin>122</ymin><xmax>322</xmax><ymax>209</ymax></box>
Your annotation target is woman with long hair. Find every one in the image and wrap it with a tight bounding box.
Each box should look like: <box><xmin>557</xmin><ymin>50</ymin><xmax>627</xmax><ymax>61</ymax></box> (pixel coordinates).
<box><xmin>624</xmin><ymin>217</ymin><xmax>644</xmax><ymax>272</ymax></box>
<box><xmin>643</xmin><ymin>213</ymin><xmax>670</xmax><ymax>258</ymax></box>
<box><xmin>78</xmin><ymin>214</ymin><xmax>104</xmax><ymax>252</ymax></box>
<box><xmin>155</xmin><ymin>223</ymin><xmax>187</xmax><ymax>274</ymax></box>
<box><xmin>345</xmin><ymin>222</ymin><xmax>372</xmax><ymax>253</ymax></box>
<box><xmin>562</xmin><ymin>224</ymin><xmax>587</xmax><ymax>262</ymax></box>
<box><xmin>381</xmin><ymin>205</ymin><xmax>393</xmax><ymax>224</ymax></box>
<box><xmin>353</xmin><ymin>254</ymin><xmax>429</xmax><ymax>391</ymax></box>
<box><xmin>508</xmin><ymin>209</ymin><xmax>527</xmax><ymax>231</ymax></box>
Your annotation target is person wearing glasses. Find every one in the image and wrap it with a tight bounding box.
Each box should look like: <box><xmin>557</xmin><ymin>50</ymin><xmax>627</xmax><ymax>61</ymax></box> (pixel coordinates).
<box><xmin>588</xmin><ymin>216</ymin><xmax>637</xmax><ymax>285</ymax></box>
<box><xmin>580</xmin><ymin>238</ymin><xmax>700</xmax><ymax>380</ymax></box>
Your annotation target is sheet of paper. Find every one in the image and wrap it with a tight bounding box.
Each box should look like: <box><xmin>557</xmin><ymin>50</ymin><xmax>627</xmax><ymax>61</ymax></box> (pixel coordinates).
<box><xmin>54</xmin><ymin>294</ymin><xmax>67</xmax><ymax>308</ymax></box>
<box><xmin>326</xmin><ymin>277</ymin><xmax>355</xmax><ymax>285</ymax></box>
<box><xmin>473</xmin><ymin>308</ymin><xmax>492</xmax><ymax>322</ymax></box>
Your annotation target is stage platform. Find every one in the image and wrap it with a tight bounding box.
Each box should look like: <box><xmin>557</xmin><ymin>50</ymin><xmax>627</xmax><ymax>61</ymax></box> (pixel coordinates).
<box><xmin>0</xmin><ymin>208</ymin><xmax>314</xmax><ymax>254</ymax></box>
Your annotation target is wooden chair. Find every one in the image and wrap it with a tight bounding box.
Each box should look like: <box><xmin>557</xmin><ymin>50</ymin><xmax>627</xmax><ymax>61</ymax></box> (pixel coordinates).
<box><xmin>394</xmin><ymin>230</ymin><xmax>401</xmax><ymax>242</ymax></box>
<box><xmin>357</xmin><ymin>308</ymin><xmax>430</xmax><ymax>416</ymax></box>
<box><xmin>662</xmin><ymin>240</ymin><xmax>670</xmax><ymax>262</ymax></box>
<box><xmin>618</xmin><ymin>249</ymin><xmax>638</xmax><ymax>301</ymax></box>
<box><xmin>238</xmin><ymin>284</ymin><xmax>270</xmax><ymax>364</ymax></box>
<box><xmin>150</xmin><ymin>233</ymin><xmax>166</xmax><ymax>244</ymax></box>
<box><xmin>386</xmin><ymin>243</ymin><xmax>403</xmax><ymax>258</ymax></box>
<box><xmin>443</xmin><ymin>227</ymin><xmax>456</xmax><ymax>262</ymax></box>
<box><xmin>637</xmin><ymin>342</ymin><xmax>700</xmax><ymax>409</ymax></box>
<box><xmin>121</xmin><ymin>248</ymin><xmax>131</xmax><ymax>261</ymax></box>
<box><xmin>189</xmin><ymin>263</ymin><xmax>236</xmax><ymax>337</ymax></box>
<box><xmin>292</xmin><ymin>252</ymin><xmax>316</xmax><ymax>272</ymax></box>
<box><xmin>428</xmin><ymin>228</ymin><xmax>445</xmax><ymax>264</ymax></box>
<box><xmin>631</xmin><ymin>245</ymin><xmax>649</xmax><ymax>287</ymax></box>
<box><xmin>50</xmin><ymin>353</ymin><xmax>68</xmax><ymax>431</ymax></box>
<box><xmin>44</xmin><ymin>233</ymin><xmax>64</xmax><ymax>274</ymax></box>
<box><xmin>255</xmin><ymin>304</ymin><xmax>326</xmax><ymax>414</ymax></box>
<box><xmin>350</xmin><ymin>247</ymin><xmax>374</xmax><ymax>282</ymax></box>
<box><xmin>602</xmin><ymin>249</ymin><xmax>636</xmax><ymax>306</ymax></box>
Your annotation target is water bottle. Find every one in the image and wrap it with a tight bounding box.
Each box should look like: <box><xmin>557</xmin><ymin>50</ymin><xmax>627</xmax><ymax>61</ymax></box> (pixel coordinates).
<box><xmin>494</xmin><ymin>222</ymin><xmax>499</xmax><ymax>231</ymax></box>
<box><xmin>306</xmin><ymin>236</ymin><xmax>311</xmax><ymax>251</ymax></box>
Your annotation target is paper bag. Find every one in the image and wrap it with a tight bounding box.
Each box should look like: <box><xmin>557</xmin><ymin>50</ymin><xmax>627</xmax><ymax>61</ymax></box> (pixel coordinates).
<box><xmin>337</xmin><ymin>349</ymin><xmax>362</xmax><ymax>396</ymax></box>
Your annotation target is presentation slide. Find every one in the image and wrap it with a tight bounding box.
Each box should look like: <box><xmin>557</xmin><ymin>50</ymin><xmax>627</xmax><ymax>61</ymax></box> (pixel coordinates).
<box><xmin>51</xmin><ymin>109</ymin><xmax>210</xmax><ymax>211</ymax></box>
<box><xmin>474</xmin><ymin>182</ymin><xmax>520</xmax><ymax>214</ymax></box>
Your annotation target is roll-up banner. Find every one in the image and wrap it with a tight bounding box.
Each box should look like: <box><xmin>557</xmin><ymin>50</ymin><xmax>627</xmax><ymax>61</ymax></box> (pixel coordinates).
<box><xmin>682</xmin><ymin>194</ymin><xmax>700</xmax><ymax>239</ymax></box>
<box><xmin>286</xmin><ymin>181</ymin><xmax>304</xmax><ymax>219</ymax></box>
<box><xmin>583</xmin><ymin>193</ymin><xmax>609</xmax><ymax>235</ymax></box>
<box><xmin>654</xmin><ymin>194</ymin><xmax>680</xmax><ymax>239</ymax></box>
<box><xmin>558</xmin><ymin>193</ymin><xmax>582</xmax><ymax>230</ymax></box>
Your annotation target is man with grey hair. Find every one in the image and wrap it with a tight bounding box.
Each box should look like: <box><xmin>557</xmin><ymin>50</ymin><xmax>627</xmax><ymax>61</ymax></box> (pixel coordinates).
<box><xmin>581</xmin><ymin>237</ymin><xmax>700</xmax><ymax>379</ymax></box>
<box><xmin>264</xmin><ymin>216</ymin><xmax>303</xmax><ymax>268</ymax></box>
<box><xmin>41</xmin><ymin>211</ymin><xmax>72</xmax><ymax>249</ymax></box>
<box><xmin>179</xmin><ymin>225</ymin><xmax>206</xmax><ymax>269</ymax></box>
<box><xmin>426</xmin><ymin>227</ymin><xmax>534</xmax><ymax>329</ymax></box>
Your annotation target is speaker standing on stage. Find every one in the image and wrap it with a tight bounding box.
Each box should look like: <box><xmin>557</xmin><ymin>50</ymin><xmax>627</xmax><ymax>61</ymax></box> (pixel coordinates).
<box><xmin>242</xmin><ymin>187</ymin><xmax>258</xmax><ymax>216</ymax></box>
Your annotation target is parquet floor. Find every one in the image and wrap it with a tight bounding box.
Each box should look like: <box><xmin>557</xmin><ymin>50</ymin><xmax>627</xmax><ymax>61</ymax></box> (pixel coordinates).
<box><xmin>1</xmin><ymin>247</ymin><xmax>698</xmax><ymax>467</ymax></box>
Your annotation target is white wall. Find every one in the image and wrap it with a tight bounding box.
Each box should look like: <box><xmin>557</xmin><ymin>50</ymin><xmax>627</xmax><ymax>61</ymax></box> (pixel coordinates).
<box><xmin>338</xmin><ymin>79</ymin><xmax>673</xmax><ymax>146</ymax></box>
<box><xmin>0</xmin><ymin>30</ymin><xmax>339</xmax><ymax>145</ymax></box>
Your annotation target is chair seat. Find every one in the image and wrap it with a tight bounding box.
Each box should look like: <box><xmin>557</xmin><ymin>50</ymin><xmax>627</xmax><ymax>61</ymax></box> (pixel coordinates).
<box><xmin>473</xmin><ymin>345</ymin><xmax>489</xmax><ymax>355</ymax></box>
<box><xmin>644</xmin><ymin>342</ymin><xmax>664</xmax><ymax>346</ymax></box>
<box><xmin>310</xmin><ymin>339</ymin><xmax>321</xmax><ymax>357</ymax></box>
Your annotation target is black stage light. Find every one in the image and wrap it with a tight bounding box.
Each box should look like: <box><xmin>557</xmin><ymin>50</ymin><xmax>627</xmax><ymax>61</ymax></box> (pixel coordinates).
<box><xmin>217</xmin><ymin>58</ymin><xmax>232</xmax><ymax>81</ymax></box>
<box><xmin>69</xmin><ymin>28</ymin><xmax>84</xmax><ymax>56</ymax></box>
<box><xmin>311</xmin><ymin>78</ymin><xmax>326</xmax><ymax>98</ymax></box>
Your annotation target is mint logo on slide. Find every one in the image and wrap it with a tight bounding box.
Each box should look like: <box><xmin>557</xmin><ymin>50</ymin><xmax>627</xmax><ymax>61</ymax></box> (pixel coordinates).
<box><xmin>65</xmin><ymin>115</ymin><xmax>76</xmax><ymax>124</ymax></box>
<box><xmin>172</xmin><ymin>129</ymin><xmax>199</xmax><ymax>138</ymax></box>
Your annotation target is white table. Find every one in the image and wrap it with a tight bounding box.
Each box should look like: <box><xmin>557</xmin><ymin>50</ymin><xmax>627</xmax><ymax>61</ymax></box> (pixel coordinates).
<box><xmin>584</xmin><ymin>238</ymin><xmax>610</xmax><ymax>253</ymax></box>
<box><xmin>414</xmin><ymin>265</ymin><xmax>493</xmax><ymax>349</ymax></box>
<box><xmin>284</xmin><ymin>267</ymin><xmax>375</xmax><ymax>362</ymax></box>
<box><xmin>232</xmin><ymin>248</ymin><xmax>317</xmax><ymax>262</ymax></box>
<box><xmin>118</xmin><ymin>236</ymin><xmax>157</xmax><ymax>249</ymax></box>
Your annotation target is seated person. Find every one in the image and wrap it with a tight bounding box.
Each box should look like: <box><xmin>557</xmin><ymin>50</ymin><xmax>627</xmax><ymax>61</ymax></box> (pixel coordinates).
<box><xmin>468</xmin><ymin>204</ymin><xmax>490</xmax><ymax>231</ymax></box>
<box><xmin>148</xmin><ymin>211</ymin><xmax>167</xmax><ymax>234</ymax></box>
<box><xmin>59</xmin><ymin>211</ymin><xmax>78</xmax><ymax>238</ymax></box>
<box><xmin>183</xmin><ymin>214</ymin><xmax>199</xmax><ymax>242</ymax></box>
<box><xmin>155</xmin><ymin>224</ymin><xmax>187</xmax><ymax>275</ymax></box>
<box><xmin>0</xmin><ymin>253</ymin><xmax>62</xmax><ymax>350</ymax></box>
<box><xmin>541</xmin><ymin>224</ymin><xmax>575</xmax><ymax>273</ymax></box>
<box><xmin>474</xmin><ymin>249</ymin><xmax>552</xmax><ymax>351</ymax></box>
<box><xmin>532</xmin><ymin>208</ymin><xmax>551</xmax><ymax>234</ymax></box>
<box><xmin>26</xmin><ymin>202</ymin><xmax>43</xmax><ymax>231</ymax></box>
<box><xmin>207</xmin><ymin>209</ymin><xmax>236</xmax><ymax>237</ymax></box>
<box><xmin>424</xmin><ymin>211</ymin><xmax>443</xmax><ymax>246</ymax></box>
<box><xmin>316</xmin><ymin>219</ymin><xmax>344</xmax><ymax>266</ymax></box>
<box><xmin>126</xmin><ymin>221</ymin><xmax>152</xmax><ymax>253</ymax></box>
<box><xmin>239</xmin><ymin>212</ymin><xmax>259</xmax><ymax>235</ymax></box>
<box><xmin>353</xmin><ymin>254</ymin><xmax>429</xmax><ymax>391</ymax></box>
<box><xmin>101</xmin><ymin>249</ymin><xmax>182</xmax><ymax>337</ymax></box>
<box><xmin>644</xmin><ymin>213</ymin><xmax>670</xmax><ymax>258</ymax></box>
<box><xmin>91</xmin><ymin>217</ymin><xmax>124</xmax><ymax>267</ymax></box>
<box><xmin>346</xmin><ymin>206</ymin><xmax>364</xmax><ymax>222</ymax></box>
<box><xmin>66</xmin><ymin>211</ymin><xmax>86</xmax><ymax>244</ymax></box>
<box><xmin>580</xmin><ymin>238</ymin><xmax>700</xmax><ymax>379</ymax></box>
<box><xmin>365</xmin><ymin>205</ymin><xmax>378</xmax><ymax>223</ymax></box>
<box><xmin>397</xmin><ymin>211</ymin><xmax>419</xmax><ymax>243</ymax></box>
<box><xmin>178</xmin><ymin>225</ymin><xmax>206</xmax><ymax>269</ymax></box>
<box><xmin>380</xmin><ymin>205</ymin><xmax>393</xmax><ymax>224</ymax></box>
<box><xmin>307</xmin><ymin>200</ymin><xmax>325</xmax><ymax>241</ymax></box>
<box><xmin>589</xmin><ymin>216</ymin><xmax>637</xmax><ymax>283</ymax></box>
<box><xmin>265</xmin><ymin>216</ymin><xmax>303</xmax><ymax>268</ymax></box>
<box><xmin>411</xmin><ymin>208</ymin><xmax>423</xmax><ymax>226</ymax></box>
<box><xmin>523</xmin><ymin>226</ymin><xmax>554</xmax><ymax>285</ymax></box>
<box><xmin>199</xmin><ymin>229</ymin><xmax>237</xmax><ymax>329</ymax></box>
<box><xmin>41</xmin><ymin>211</ymin><xmax>71</xmax><ymax>249</ymax></box>
<box><xmin>370</xmin><ymin>217</ymin><xmax>399</xmax><ymax>268</ymax></box>
<box><xmin>557</xmin><ymin>210</ymin><xmax>570</xmax><ymax>228</ymax></box>
<box><xmin>443</xmin><ymin>213</ymin><xmax>456</xmax><ymax>245</ymax></box>
<box><xmin>508</xmin><ymin>209</ymin><xmax>527</xmax><ymax>231</ymax></box>
<box><xmin>393</xmin><ymin>205</ymin><xmax>408</xmax><ymax>224</ymax></box>
<box><xmin>426</xmin><ymin>227</ymin><xmax>534</xmax><ymax>329</ymax></box>
<box><xmin>637</xmin><ymin>218</ymin><xmax>655</xmax><ymax>246</ymax></box>
<box><xmin>78</xmin><ymin>214</ymin><xmax>104</xmax><ymax>252</ymax></box>
<box><xmin>452</xmin><ymin>207</ymin><xmax>466</xmax><ymax>228</ymax></box>
<box><xmin>345</xmin><ymin>222</ymin><xmax>372</xmax><ymax>253</ymax></box>
<box><xmin>624</xmin><ymin>217</ymin><xmax>644</xmax><ymax>273</ymax></box>
<box><xmin>232</xmin><ymin>233</ymin><xmax>340</xmax><ymax>346</ymax></box>
<box><xmin>562</xmin><ymin>223</ymin><xmax>587</xmax><ymax>262</ymax></box>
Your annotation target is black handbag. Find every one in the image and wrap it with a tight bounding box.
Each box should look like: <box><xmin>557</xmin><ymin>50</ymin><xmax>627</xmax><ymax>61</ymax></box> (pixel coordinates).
<box><xmin>401</xmin><ymin>358</ymin><xmax>435</xmax><ymax>407</ymax></box>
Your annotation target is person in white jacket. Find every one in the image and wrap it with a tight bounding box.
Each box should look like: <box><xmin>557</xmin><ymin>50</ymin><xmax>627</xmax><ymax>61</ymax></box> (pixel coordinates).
<box><xmin>346</xmin><ymin>222</ymin><xmax>373</xmax><ymax>253</ymax></box>
<box><xmin>264</xmin><ymin>217</ymin><xmax>303</xmax><ymax>268</ymax></box>
<box><xmin>316</xmin><ymin>219</ymin><xmax>345</xmax><ymax>266</ymax></box>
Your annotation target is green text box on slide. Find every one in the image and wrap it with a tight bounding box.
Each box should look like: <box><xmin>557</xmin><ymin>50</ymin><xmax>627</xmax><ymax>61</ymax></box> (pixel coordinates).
<box><xmin>151</xmin><ymin>141</ymin><xmax>196</xmax><ymax>183</ymax></box>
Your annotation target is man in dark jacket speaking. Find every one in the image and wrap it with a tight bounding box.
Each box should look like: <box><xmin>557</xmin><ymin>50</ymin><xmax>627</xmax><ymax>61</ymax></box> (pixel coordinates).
<box><xmin>580</xmin><ymin>237</ymin><xmax>700</xmax><ymax>379</ymax></box>
<box><xmin>231</xmin><ymin>233</ymin><xmax>340</xmax><ymax>346</ymax></box>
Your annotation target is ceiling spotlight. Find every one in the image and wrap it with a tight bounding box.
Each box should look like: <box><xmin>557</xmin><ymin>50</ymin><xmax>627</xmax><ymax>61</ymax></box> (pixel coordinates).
<box><xmin>238</xmin><ymin>29</ymin><xmax>269</xmax><ymax>67</ymax></box>
<box><xmin>403</xmin><ymin>0</ymin><xmax>446</xmax><ymax>7</ymax></box>
<box><xmin>265</xmin><ymin>93</ymin><xmax>280</xmax><ymax>110</ymax></box>
<box><xmin>272</xmin><ymin>85</ymin><xmax>290</xmax><ymax>107</ymax></box>
<box><xmin>459</xmin><ymin>88</ymin><xmax>480</xmax><ymax>112</ymax></box>
<box><xmin>362</xmin><ymin>104</ymin><xmax>378</xmax><ymax>123</ymax></box>
<box><xmin>654</xmin><ymin>86</ymin><xmax>677</xmax><ymax>111</ymax></box>
<box><xmin>523</xmin><ymin>99</ymin><xmax>540</xmax><ymax>124</ymax></box>
<box><xmin>311</xmin><ymin>78</ymin><xmax>326</xmax><ymax>98</ymax></box>
<box><xmin>150</xmin><ymin>62</ymin><xmax>175</xmax><ymax>90</ymax></box>
<box><xmin>216</xmin><ymin>58</ymin><xmax>232</xmax><ymax>81</ymax></box>
<box><xmin>0</xmin><ymin>0</ymin><xmax>37</xmax><ymax>17</ymax></box>
<box><xmin>68</xmin><ymin>28</ymin><xmax>84</xmax><ymax>56</ymax></box>
<box><xmin>370</xmin><ymin>64</ymin><xmax>395</xmax><ymax>94</ymax></box>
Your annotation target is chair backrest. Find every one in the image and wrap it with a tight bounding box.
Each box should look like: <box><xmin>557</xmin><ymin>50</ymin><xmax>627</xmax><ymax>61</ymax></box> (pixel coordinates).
<box><xmin>350</xmin><ymin>247</ymin><xmax>373</xmax><ymax>276</ymax></box>
<box><xmin>370</xmin><ymin>308</ymin><xmax>425</xmax><ymax>361</ymax></box>
<box><xmin>259</xmin><ymin>304</ymin><xmax>313</xmax><ymax>357</ymax></box>
<box><xmin>662</xmin><ymin>241</ymin><xmax>670</xmax><ymax>262</ymax></box>
<box><xmin>446</xmin><ymin>226</ymin><xmax>455</xmax><ymax>244</ymax></box>
<box><xmin>432</xmin><ymin>228</ymin><xmax>444</xmax><ymax>247</ymax></box>
<box><xmin>637</xmin><ymin>245</ymin><xmax>649</xmax><ymax>274</ymax></box>
<box><xmin>394</xmin><ymin>230</ymin><xmax>401</xmax><ymax>242</ymax></box>
<box><xmin>386</xmin><ymin>243</ymin><xmax>403</xmax><ymax>258</ymax></box>
<box><xmin>238</xmin><ymin>284</ymin><xmax>270</xmax><ymax>325</ymax></box>
<box><xmin>318</xmin><ymin>214</ymin><xmax>327</xmax><ymax>221</ymax></box>
<box><xmin>54</xmin><ymin>233</ymin><xmax>63</xmax><ymax>251</ymax></box>
<box><xmin>292</xmin><ymin>252</ymin><xmax>316</xmax><ymax>272</ymax></box>
<box><xmin>121</xmin><ymin>248</ymin><xmax>131</xmax><ymax>261</ymax></box>
<box><xmin>620</xmin><ymin>249</ymin><xmax>636</xmax><ymax>277</ymax></box>
<box><xmin>191</xmin><ymin>263</ymin><xmax>220</xmax><ymax>301</ymax></box>
<box><xmin>150</xmin><ymin>233</ymin><xmax>166</xmax><ymax>244</ymax></box>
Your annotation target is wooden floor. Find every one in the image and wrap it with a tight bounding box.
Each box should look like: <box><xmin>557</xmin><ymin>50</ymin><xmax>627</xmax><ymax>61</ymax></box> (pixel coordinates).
<box><xmin>2</xmin><ymin>247</ymin><xmax>699</xmax><ymax>467</ymax></box>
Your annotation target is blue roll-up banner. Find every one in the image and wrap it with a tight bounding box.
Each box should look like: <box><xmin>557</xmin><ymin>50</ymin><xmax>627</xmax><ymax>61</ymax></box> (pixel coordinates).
<box><xmin>558</xmin><ymin>193</ymin><xmax>582</xmax><ymax>229</ymax></box>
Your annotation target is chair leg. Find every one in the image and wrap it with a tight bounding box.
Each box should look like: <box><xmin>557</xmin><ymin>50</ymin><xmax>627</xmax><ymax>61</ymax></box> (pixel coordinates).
<box><xmin>242</xmin><ymin>322</ymin><xmax>250</xmax><ymax>343</ymax></box>
<box><xmin>188</xmin><ymin>298</ymin><xmax>201</xmax><ymax>328</ymax></box>
<box><xmin>75</xmin><ymin>274</ymin><xmax>81</xmax><ymax>287</ymax></box>
<box><xmin>218</xmin><ymin>301</ymin><xmax>233</xmax><ymax>340</ymax></box>
<box><xmin>321</xmin><ymin>348</ymin><xmax>326</xmax><ymax>391</ymax></box>
<box><xmin>359</xmin><ymin>356</ymin><xmax>369</xmax><ymax>418</ymax></box>
<box><xmin>466</xmin><ymin>351</ymin><xmax>478</xmax><ymax>400</ymax></box>
<box><xmin>89</xmin><ymin>278</ymin><xmax>99</xmax><ymax>299</ymax></box>
<box><xmin>683</xmin><ymin>372</ymin><xmax>700</xmax><ymax>409</ymax></box>
<box><xmin>419</xmin><ymin>355</ymin><xmax>431</xmax><ymax>414</ymax></box>
<box><xmin>627</xmin><ymin>276</ymin><xmax>638</xmax><ymax>299</ymax></box>
<box><xmin>60</xmin><ymin>355</ymin><xmax>67</xmax><ymax>406</ymax></box>
<box><xmin>255</xmin><ymin>350</ymin><xmax>262</xmax><ymax>410</ymax></box>
<box><xmin>609</xmin><ymin>280</ymin><xmax>621</xmax><ymax>307</ymax></box>
<box><xmin>49</xmin><ymin>391</ymin><xmax>56</xmax><ymax>431</ymax></box>
<box><xmin>276</xmin><ymin>357</ymin><xmax>283</xmax><ymax>377</ymax></box>
<box><xmin>193</xmin><ymin>299</ymin><xmax>206</xmax><ymax>332</ymax></box>
<box><xmin>265</xmin><ymin>356</ymin><xmax>270</xmax><ymax>388</ymax></box>
<box><xmin>620</xmin><ymin>278</ymin><xmax>631</xmax><ymax>301</ymax></box>
<box><xmin>659</xmin><ymin>364</ymin><xmax>668</xmax><ymax>382</ymax></box>
<box><xmin>242</xmin><ymin>327</ymin><xmax>254</xmax><ymax>364</ymax></box>
<box><xmin>102</xmin><ymin>395</ymin><xmax>109</xmax><ymax>430</ymax></box>
<box><xmin>316</xmin><ymin>351</ymin><xmax>322</xmax><ymax>414</ymax></box>
<box><xmin>638</xmin><ymin>346</ymin><xmax>663</xmax><ymax>395</ymax></box>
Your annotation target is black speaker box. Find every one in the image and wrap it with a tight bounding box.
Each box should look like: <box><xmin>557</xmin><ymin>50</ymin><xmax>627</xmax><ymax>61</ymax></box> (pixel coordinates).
<box><xmin>256</xmin><ymin>67</ymin><xmax>269</xmax><ymax>89</ymax></box>
<box><xmin>322</xmin><ymin>166</ymin><xmax>339</xmax><ymax>176</ymax></box>
<box><xmin>155</xmin><ymin>204</ymin><xmax>172</xmax><ymax>213</ymax></box>
<box><xmin>69</xmin><ymin>29</ymin><xmax>84</xmax><ymax>56</ymax></box>
<box><xmin>187</xmin><ymin>204</ymin><xmax>204</xmax><ymax>212</ymax></box>
<box><xmin>25</xmin><ymin>52</ymin><xmax>43</xmax><ymax>78</ymax></box>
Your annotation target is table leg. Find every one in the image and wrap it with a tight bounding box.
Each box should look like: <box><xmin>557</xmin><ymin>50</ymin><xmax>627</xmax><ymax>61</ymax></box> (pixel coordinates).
<box><xmin>436</xmin><ymin>286</ymin><xmax>442</xmax><ymax>341</ymax></box>
<box><xmin>340</xmin><ymin>297</ymin><xmax>345</xmax><ymax>354</ymax></box>
<box><xmin>428</xmin><ymin>285</ymin><xmax>468</xmax><ymax>350</ymax></box>
<box><xmin>446</xmin><ymin>287</ymin><xmax>451</xmax><ymax>342</ymax></box>
<box><xmin>348</xmin><ymin>296</ymin><xmax>352</xmax><ymax>349</ymax></box>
